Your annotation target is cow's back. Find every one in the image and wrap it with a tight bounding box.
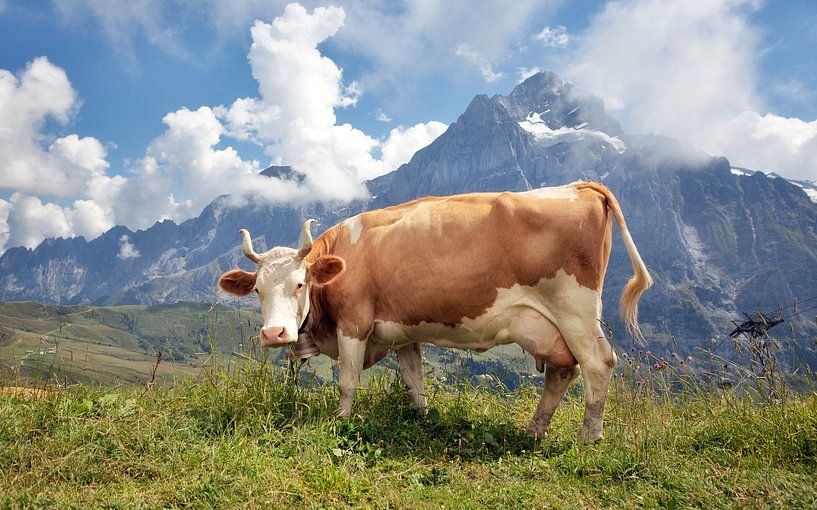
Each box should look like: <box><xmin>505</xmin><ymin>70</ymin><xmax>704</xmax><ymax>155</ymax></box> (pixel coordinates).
<box><xmin>321</xmin><ymin>184</ymin><xmax>612</xmax><ymax>328</ymax></box>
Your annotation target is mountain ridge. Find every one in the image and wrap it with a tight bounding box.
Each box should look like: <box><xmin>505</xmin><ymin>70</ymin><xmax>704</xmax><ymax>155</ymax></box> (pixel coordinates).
<box><xmin>2</xmin><ymin>71</ymin><xmax>816</xmax><ymax>353</ymax></box>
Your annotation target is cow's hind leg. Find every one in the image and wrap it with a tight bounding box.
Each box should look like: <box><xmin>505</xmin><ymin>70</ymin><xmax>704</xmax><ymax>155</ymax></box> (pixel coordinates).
<box><xmin>337</xmin><ymin>332</ymin><xmax>367</xmax><ymax>418</ymax></box>
<box><xmin>396</xmin><ymin>343</ymin><xmax>426</xmax><ymax>409</ymax></box>
<box><xmin>560</xmin><ymin>321</ymin><xmax>616</xmax><ymax>443</ymax></box>
<box><xmin>527</xmin><ymin>364</ymin><xmax>581</xmax><ymax>439</ymax></box>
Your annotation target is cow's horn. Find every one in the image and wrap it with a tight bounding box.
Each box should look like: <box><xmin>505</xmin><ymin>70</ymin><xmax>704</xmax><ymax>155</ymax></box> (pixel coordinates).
<box><xmin>239</xmin><ymin>229</ymin><xmax>261</xmax><ymax>264</ymax></box>
<box><xmin>298</xmin><ymin>219</ymin><xmax>317</xmax><ymax>258</ymax></box>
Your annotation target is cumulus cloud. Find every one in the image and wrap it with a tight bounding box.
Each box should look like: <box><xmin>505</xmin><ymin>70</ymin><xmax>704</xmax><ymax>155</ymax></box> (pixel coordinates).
<box><xmin>378</xmin><ymin>122</ymin><xmax>448</xmax><ymax>176</ymax></box>
<box><xmin>563</xmin><ymin>0</ymin><xmax>817</xmax><ymax>180</ymax></box>
<box><xmin>714</xmin><ymin>112</ymin><xmax>817</xmax><ymax>181</ymax></box>
<box><xmin>455</xmin><ymin>43</ymin><xmax>503</xmax><ymax>83</ymax></box>
<box><xmin>4</xmin><ymin>194</ymin><xmax>74</xmax><ymax>249</ymax></box>
<box><xmin>1</xmin><ymin>4</ymin><xmax>449</xmax><ymax>253</ymax></box>
<box><xmin>0</xmin><ymin>57</ymin><xmax>122</xmax><ymax>251</ymax></box>
<box><xmin>117</xmin><ymin>235</ymin><xmax>141</xmax><ymax>259</ymax></box>
<box><xmin>567</xmin><ymin>0</ymin><xmax>761</xmax><ymax>131</ymax></box>
<box><xmin>0</xmin><ymin>199</ymin><xmax>10</xmax><ymax>252</ymax></box>
<box><xmin>535</xmin><ymin>25</ymin><xmax>569</xmax><ymax>48</ymax></box>
<box><xmin>0</xmin><ymin>57</ymin><xmax>111</xmax><ymax>198</ymax></box>
<box><xmin>216</xmin><ymin>3</ymin><xmax>447</xmax><ymax>191</ymax></box>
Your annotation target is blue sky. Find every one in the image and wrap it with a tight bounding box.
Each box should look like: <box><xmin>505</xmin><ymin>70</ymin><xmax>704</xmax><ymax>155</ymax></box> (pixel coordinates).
<box><xmin>1</xmin><ymin>0</ymin><xmax>816</xmax><ymax>252</ymax></box>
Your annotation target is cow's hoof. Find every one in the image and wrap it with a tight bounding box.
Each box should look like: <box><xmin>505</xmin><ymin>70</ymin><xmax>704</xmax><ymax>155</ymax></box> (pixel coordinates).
<box><xmin>579</xmin><ymin>431</ymin><xmax>604</xmax><ymax>444</ymax></box>
<box><xmin>525</xmin><ymin>423</ymin><xmax>548</xmax><ymax>440</ymax></box>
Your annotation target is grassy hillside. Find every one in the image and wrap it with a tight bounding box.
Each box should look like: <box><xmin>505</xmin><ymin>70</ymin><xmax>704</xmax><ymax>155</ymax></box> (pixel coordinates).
<box><xmin>2</xmin><ymin>300</ymin><xmax>816</xmax><ymax>508</ymax></box>
<box><xmin>0</xmin><ymin>301</ymin><xmax>545</xmax><ymax>389</ymax></box>
<box><xmin>1</xmin><ymin>360</ymin><xmax>816</xmax><ymax>509</ymax></box>
<box><xmin>0</xmin><ymin>301</ymin><xmax>265</xmax><ymax>385</ymax></box>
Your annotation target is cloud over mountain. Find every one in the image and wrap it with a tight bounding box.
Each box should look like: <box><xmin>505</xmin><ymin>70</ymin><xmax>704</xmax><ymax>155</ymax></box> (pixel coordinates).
<box><xmin>0</xmin><ymin>3</ymin><xmax>446</xmax><ymax>252</ymax></box>
<box><xmin>565</xmin><ymin>0</ymin><xmax>817</xmax><ymax>180</ymax></box>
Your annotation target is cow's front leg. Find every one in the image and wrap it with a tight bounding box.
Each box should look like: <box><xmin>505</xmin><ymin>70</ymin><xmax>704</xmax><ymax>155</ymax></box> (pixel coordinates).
<box><xmin>396</xmin><ymin>343</ymin><xmax>426</xmax><ymax>409</ymax></box>
<box><xmin>337</xmin><ymin>332</ymin><xmax>367</xmax><ymax>417</ymax></box>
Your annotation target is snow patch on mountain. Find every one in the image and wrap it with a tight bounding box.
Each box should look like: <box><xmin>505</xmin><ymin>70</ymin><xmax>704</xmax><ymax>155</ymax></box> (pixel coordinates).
<box><xmin>789</xmin><ymin>180</ymin><xmax>817</xmax><ymax>203</ymax></box>
<box><xmin>731</xmin><ymin>167</ymin><xmax>817</xmax><ymax>204</ymax></box>
<box><xmin>518</xmin><ymin>112</ymin><xmax>626</xmax><ymax>153</ymax></box>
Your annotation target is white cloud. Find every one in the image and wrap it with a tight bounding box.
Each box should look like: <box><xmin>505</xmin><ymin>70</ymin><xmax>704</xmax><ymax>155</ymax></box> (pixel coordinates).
<box><xmin>4</xmin><ymin>194</ymin><xmax>74</xmax><ymax>249</ymax></box>
<box><xmin>376</xmin><ymin>121</ymin><xmax>448</xmax><ymax>178</ymax></box>
<box><xmin>334</xmin><ymin>1</ymin><xmax>553</xmax><ymax>92</ymax></box>
<box><xmin>535</xmin><ymin>25</ymin><xmax>569</xmax><ymax>48</ymax></box>
<box><xmin>0</xmin><ymin>57</ymin><xmax>123</xmax><ymax>251</ymax></box>
<box><xmin>375</xmin><ymin>109</ymin><xmax>392</xmax><ymax>123</ymax></box>
<box><xmin>0</xmin><ymin>199</ymin><xmax>10</xmax><ymax>252</ymax></box>
<box><xmin>0</xmin><ymin>57</ymin><xmax>109</xmax><ymax>198</ymax></box>
<box><xmin>563</xmin><ymin>0</ymin><xmax>817</xmax><ymax>180</ymax></box>
<box><xmin>455</xmin><ymin>43</ymin><xmax>503</xmax><ymax>83</ymax></box>
<box><xmin>714</xmin><ymin>112</ymin><xmax>817</xmax><ymax>181</ymax></box>
<box><xmin>517</xmin><ymin>66</ymin><xmax>543</xmax><ymax>83</ymax></box>
<box><xmin>53</xmin><ymin>0</ymin><xmax>558</xmax><ymax>120</ymax></box>
<box><xmin>117</xmin><ymin>235</ymin><xmax>141</xmax><ymax>259</ymax></box>
<box><xmin>567</xmin><ymin>0</ymin><xmax>761</xmax><ymax>131</ymax></box>
<box><xmin>1</xmin><ymin>4</ymin><xmax>450</xmax><ymax>253</ymax></box>
<box><xmin>217</xmin><ymin>3</ymin><xmax>447</xmax><ymax>195</ymax></box>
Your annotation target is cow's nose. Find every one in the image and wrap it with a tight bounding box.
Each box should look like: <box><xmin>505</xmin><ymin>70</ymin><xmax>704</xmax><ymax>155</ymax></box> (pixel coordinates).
<box><xmin>260</xmin><ymin>326</ymin><xmax>289</xmax><ymax>345</ymax></box>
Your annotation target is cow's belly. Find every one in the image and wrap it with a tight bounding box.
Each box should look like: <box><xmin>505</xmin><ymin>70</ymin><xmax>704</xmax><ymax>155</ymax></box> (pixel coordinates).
<box><xmin>370</xmin><ymin>306</ymin><xmax>576</xmax><ymax>369</ymax></box>
<box><xmin>372</xmin><ymin>318</ymin><xmax>515</xmax><ymax>351</ymax></box>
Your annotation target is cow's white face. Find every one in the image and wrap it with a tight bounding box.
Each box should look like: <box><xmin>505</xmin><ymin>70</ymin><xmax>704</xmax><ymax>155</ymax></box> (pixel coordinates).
<box><xmin>254</xmin><ymin>249</ymin><xmax>309</xmax><ymax>346</ymax></box>
<box><xmin>218</xmin><ymin>224</ymin><xmax>346</xmax><ymax>348</ymax></box>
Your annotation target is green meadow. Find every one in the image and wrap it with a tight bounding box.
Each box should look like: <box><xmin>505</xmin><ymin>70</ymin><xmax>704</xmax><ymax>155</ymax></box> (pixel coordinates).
<box><xmin>1</xmin><ymin>301</ymin><xmax>816</xmax><ymax>508</ymax></box>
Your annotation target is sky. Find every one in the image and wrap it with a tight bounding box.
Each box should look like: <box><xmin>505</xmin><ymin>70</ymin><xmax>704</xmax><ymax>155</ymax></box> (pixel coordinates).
<box><xmin>1</xmin><ymin>0</ymin><xmax>816</xmax><ymax>253</ymax></box>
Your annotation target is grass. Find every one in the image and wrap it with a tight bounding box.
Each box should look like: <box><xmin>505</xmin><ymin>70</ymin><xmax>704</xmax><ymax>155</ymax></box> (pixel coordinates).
<box><xmin>2</xmin><ymin>300</ymin><xmax>816</xmax><ymax>508</ymax></box>
<box><xmin>2</xmin><ymin>355</ymin><xmax>816</xmax><ymax>509</ymax></box>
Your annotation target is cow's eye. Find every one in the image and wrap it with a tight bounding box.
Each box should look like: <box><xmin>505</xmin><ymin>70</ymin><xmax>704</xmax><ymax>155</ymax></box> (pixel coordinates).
<box><xmin>295</xmin><ymin>283</ymin><xmax>304</xmax><ymax>291</ymax></box>
<box><xmin>254</xmin><ymin>289</ymin><xmax>259</xmax><ymax>294</ymax></box>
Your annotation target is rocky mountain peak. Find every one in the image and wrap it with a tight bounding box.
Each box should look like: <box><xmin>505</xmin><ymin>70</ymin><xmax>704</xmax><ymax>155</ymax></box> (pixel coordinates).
<box><xmin>260</xmin><ymin>165</ymin><xmax>305</xmax><ymax>183</ymax></box>
<box><xmin>497</xmin><ymin>71</ymin><xmax>622</xmax><ymax>136</ymax></box>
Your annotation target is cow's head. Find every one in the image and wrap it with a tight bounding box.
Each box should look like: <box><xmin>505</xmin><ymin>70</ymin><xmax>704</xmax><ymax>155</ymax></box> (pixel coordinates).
<box><xmin>218</xmin><ymin>220</ymin><xmax>345</xmax><ymax>347</ymax></box>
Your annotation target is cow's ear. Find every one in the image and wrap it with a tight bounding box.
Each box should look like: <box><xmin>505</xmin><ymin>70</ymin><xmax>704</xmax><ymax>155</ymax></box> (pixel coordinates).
<box><xmin>308</xmin><ymin>255</ymin><xmax>346</xmax><ymax>287</ymax></box>
<box><xmin>218</xmin><ymin>269</ymin><xmax>257</xmax><ymax>296</ymax></box>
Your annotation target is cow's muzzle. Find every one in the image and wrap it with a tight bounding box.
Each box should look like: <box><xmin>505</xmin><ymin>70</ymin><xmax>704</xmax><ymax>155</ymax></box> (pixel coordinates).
<box><xmin>260</xmin><ymin>326</ymin><xmax>297</xmax><ymax>347</ymax></box>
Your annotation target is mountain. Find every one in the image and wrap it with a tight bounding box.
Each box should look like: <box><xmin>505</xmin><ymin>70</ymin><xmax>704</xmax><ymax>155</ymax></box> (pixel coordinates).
<box><xmin>2</xmin><ymin>71</ymin><xmax>816</xmax><ymax>357</ymax></box>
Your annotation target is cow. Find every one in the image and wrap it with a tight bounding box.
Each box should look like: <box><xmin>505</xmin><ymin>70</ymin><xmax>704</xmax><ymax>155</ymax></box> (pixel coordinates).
<box><xmin>218</xmin><ymin>181</ymin><xmax>652</xmax><ymax>442</ymax></box>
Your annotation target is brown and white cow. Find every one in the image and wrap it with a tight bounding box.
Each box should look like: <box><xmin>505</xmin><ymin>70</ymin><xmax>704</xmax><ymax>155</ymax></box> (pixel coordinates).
<box><xmin>218</xmin><ymin>181</ymin><xmax>652</xmax><ymax>442</ymax></box>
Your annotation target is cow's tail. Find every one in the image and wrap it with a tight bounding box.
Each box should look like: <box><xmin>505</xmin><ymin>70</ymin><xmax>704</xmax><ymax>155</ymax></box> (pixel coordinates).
<box><xmin>578</xmin><ymin>182</ymin><xmax>653</xmax><ymax>341</ymax></box>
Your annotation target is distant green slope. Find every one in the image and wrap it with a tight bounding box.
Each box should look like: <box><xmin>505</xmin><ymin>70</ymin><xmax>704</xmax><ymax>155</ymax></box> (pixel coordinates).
<box><xmin>0</xmin><ymin>301</ymin><xmax>265</xmax><ymax>385</ymax></box>
<box><xmin>0</xmin><ymin>300</ymin><xmax>546</xmax><ymax>388</ymax></box>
